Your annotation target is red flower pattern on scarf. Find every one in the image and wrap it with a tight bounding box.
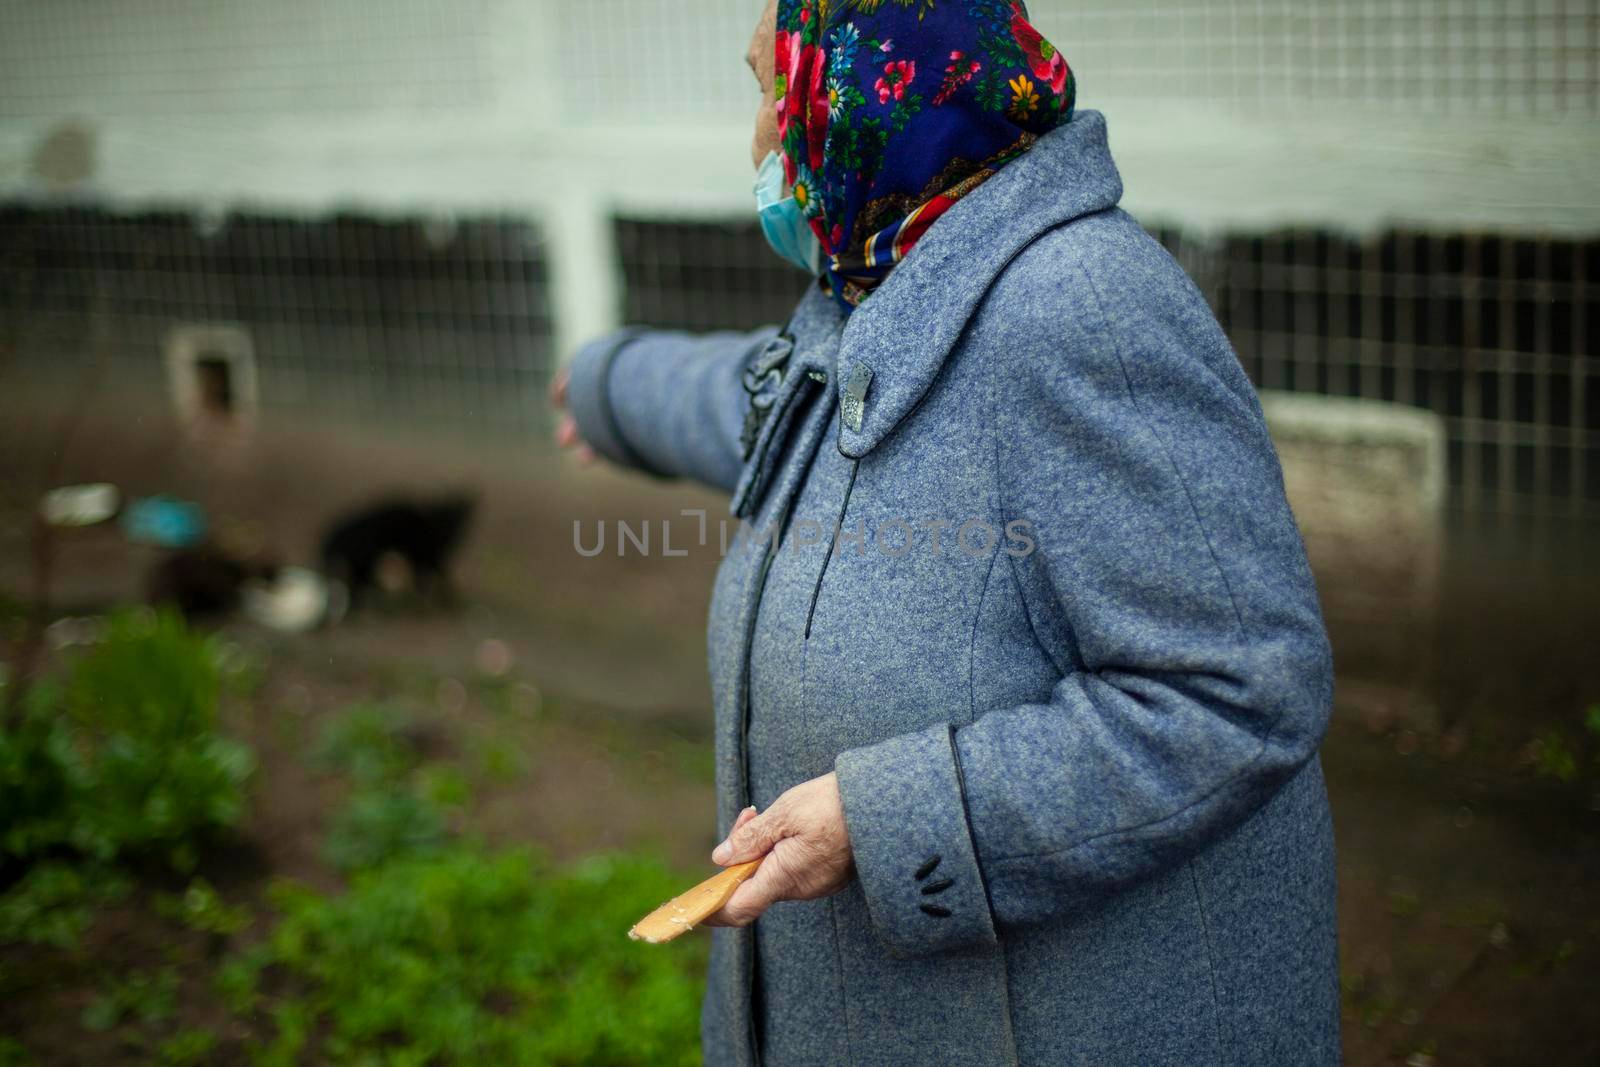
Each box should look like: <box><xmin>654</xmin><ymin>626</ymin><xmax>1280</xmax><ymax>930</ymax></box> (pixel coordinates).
<box><xmin>778</xmin><ymin>30</ymin><xmax>830</xmax><ymax>180</ymax></box>
<box><xmin>875</xmin><ymin>60</ymin><xmax>916</xmax><ymax>104</ymax></box>
<box><xmin>1010</xmin><ymin>3</ymin><xmax>1068</xmax><ymax>96</ymax></box>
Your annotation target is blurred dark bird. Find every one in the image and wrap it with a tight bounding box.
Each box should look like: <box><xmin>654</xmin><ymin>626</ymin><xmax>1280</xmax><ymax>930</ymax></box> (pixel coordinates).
<box><xmin>146</xmin><ymin>546</ymin><xmax>278</xmax><ymax>623</ymax></box>
<box><xmin>318</xmin><ymin>492</ymin><xmax>478</xmax><ymax>617</ymax></box>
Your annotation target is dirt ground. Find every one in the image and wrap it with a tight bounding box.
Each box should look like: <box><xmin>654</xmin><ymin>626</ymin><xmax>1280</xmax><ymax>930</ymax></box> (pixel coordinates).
<box><xmin>2</xmin><ymin>392</ymin><xmax>1599</xmax><ymax>1065</ymax></box>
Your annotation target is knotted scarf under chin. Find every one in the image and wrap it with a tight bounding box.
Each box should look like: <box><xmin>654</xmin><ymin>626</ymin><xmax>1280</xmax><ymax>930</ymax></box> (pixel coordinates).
<box><xmin>776</xmin><ymin>0</ymin><xmax>1077</xmax><ymax>312</ymax></box>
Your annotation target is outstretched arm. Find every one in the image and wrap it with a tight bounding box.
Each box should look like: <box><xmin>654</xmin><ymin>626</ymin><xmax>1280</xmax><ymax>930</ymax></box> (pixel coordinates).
<box><xmin>560</xmin><ymin>325</ymin><xmax>780</xmax><ymax>495</ymax></box>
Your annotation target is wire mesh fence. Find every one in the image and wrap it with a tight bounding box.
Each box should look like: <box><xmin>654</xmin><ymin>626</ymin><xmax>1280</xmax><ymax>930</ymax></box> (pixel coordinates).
<box><xmin>3</xmin><ymin>204</ymin><xmax>1597</xmax><ymax>531</ymax></box>
<box><xmin>1039</xmin><ymin>0</ymin><xmax>1600</xmax><ymax>116</ymax></box>
<box><xmin>0</xmin><ymin>206</ymin><xmax>555</xmax><ymax>433</ymax></box>
<box><xmin>0</xmin><ymin>0</ymin><xmax>494</xmax><ymax>119</ymax></box>
<box><xmin>614</xmin><ymin>217</ymin><xmax>812</xmax><ymax>332</ymax></box>
<box><xmin>545</xmin><ymin>0</ymin><xmax>1600</xmax><ymax>121</ymax></box>
<box><xmin>7</xmin><ymin>1</ymin><xmax>1592</xmax><ymax>124</ymax></box>
<box><xmin>1</xmin><ymin>0</ymin><xmax>1597</xmax><ymax>534</ymax></box>
<box><xmin>1201</xmin><ymin>227</ymin><xmax>1598</xmax><ymax>528</ymax></box>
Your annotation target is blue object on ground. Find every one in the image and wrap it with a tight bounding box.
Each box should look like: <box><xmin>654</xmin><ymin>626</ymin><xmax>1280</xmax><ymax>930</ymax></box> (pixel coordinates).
<box><xmin>121</xmin><ymin>496</ymin><xmax>208</xmax><ymax>548</ymax></box>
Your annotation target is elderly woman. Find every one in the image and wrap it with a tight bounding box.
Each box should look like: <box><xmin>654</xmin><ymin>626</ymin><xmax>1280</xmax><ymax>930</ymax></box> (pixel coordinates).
<box><xmin>553</xmin><ymin>1</ymin><xmax>1340</xmax><ymax>1064</ymax></box>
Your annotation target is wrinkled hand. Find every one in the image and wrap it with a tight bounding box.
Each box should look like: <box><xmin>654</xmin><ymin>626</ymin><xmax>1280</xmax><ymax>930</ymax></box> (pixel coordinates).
<box><xmin>701</xmin><ymin>771</ymin><xmax>856</xmax><ymax>927</ymax></box>
<box><xmin>547</xmin><ymin>366</ymin><xmax>597</xmax><ymax>465</ymax></box>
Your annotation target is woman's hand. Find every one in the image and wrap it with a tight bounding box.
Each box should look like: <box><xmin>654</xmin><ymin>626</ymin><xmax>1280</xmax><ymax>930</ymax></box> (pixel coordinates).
<box><xmin>701</xmin><ymin>771</ymin><xmax>856</xmax><ymax>927</ymax></box>
<box><xmin>547</xmin><ymin>366</ymin><xmax>597</xmax><ymax>465</ymax></box>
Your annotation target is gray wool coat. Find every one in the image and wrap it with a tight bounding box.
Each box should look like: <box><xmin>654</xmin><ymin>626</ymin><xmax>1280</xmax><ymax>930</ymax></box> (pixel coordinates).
<box><xmin>566</xmin><ymin>109</ymin><xmax>1341</xmax><ymax>1066</ymax></box>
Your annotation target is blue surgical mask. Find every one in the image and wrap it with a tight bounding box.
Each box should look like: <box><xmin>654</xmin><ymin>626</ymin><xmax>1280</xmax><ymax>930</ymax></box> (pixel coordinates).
<box><xmin>754</xmin><ymin>150</ymin><xmax>826</xmax><ymax>276</ymax></box>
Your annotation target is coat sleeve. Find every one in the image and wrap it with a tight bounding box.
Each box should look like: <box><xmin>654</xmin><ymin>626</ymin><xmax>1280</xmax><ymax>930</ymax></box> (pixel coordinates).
<box><xmin>832</xmin><ymin>247</ymin><xmax>1336</xmax><ymax>961</ymax></box>
<box><xmin>564</xmin><ymin>324</ymin><xmax>780</xmax><ymax>494</ymax></box>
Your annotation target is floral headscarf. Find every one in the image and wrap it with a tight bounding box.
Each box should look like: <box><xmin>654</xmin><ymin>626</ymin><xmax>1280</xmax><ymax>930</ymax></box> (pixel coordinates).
<box><xmin>776</xmin><ymin>0</ymin><xmax>1076</xmax><ymax>310</ymax></box>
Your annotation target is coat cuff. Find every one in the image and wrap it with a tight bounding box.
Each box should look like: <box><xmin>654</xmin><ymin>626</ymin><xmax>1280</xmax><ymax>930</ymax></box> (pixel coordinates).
<box><xmin>564</xmin><ymin>327</ymin><xmax>671</xmax><ymax>478</ymax></box>
<box><xmin>834</xmin><ymin>722</ymin><xmax>999</xmax><ymax>960</ymax></box>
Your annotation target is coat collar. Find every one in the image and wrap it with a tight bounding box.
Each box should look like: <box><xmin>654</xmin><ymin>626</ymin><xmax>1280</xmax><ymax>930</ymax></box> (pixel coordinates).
<box><xmin>832</xmin><ymin>108</ymin><xmax>1124</xmax><ymax>459</ymax></box>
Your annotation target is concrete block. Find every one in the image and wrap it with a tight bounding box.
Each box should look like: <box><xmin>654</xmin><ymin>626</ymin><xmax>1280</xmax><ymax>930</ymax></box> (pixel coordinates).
<box><xmin>1259</xmin><ymin>390</ymin><xmax>1447</xmax><ymax>732</ymax></box>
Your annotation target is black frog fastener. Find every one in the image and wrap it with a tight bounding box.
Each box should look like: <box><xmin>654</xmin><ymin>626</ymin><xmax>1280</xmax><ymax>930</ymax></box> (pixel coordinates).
<box><xmin>739</xmin><ymin>331</ymin><xmax>797</xmax><ymax>463</ymax></box>
<box><xmin>915</xmin><ymin>854</ymin><xmax>953</xmax><ymax>918</ymax></box>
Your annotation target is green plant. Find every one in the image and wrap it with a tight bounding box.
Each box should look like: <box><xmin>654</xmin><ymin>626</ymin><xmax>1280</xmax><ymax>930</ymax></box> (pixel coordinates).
<box><xmin>215</xmin><ymin>945</ymin><xmax>271</xmax><ymax>1016</ymax></box>
<box><xmin>155</xmin><ymin>1029</ymin><xmax>217</xmax><ymax>1067</ymax></box>
<box><xmin>0</xmin><ymin>1037</ymin><xmax>35</xmax><ymax>1067</ymax></box>
<box><xmin>0</xmin><ymin>691</ymin><xmax>82</xmax><ymax>859</ymax></box>
<box><xmin>470</xmin><ymin>736</ymin><xmax>524</xmax><ymax>784</ymax></box>
<box><xmin>0</xmin><ymin>609</ymin><xmax>255</xmax><ymax>871</ymax></box>
<box><xmin>81</xmin><ymin>965</ymin><xmax>180</xmax><ymax>1032</ymax></box>
<box><xmin>251</xmin><ymin>999</ymin><xmax>313</xmax><ymax>1067</ymax></box>
<box><xmin>154</xmin><ymin>877</ymin><xmax>251</xmax><ymax>938</ymax></box>
<box><xmin>0</xmin><ymin>860</ymin><xmax>131</xmax><ymax>950</ymax></box>
<box><xmin>322</xmin><ymin>787</ymin><xmax>449</xmax><ymax>873</ymax></box>
<box><xmin>416</xmin><ymin>763</ymin><xmax>473</xmax><ymax>811</ymax></box>
<box><xmin>62</xmin><ymin>610</ymin><xmax>254</xmax><ymax>866</ymax></box>
<box><xmin>1529</xmin><ymin>729</ymin><xmax>1579</xmax><ymax>783</ymax></box>
<box><xmin>311</xmin><ymin>704</ymin><xmax>419</xmax><ymax>787</ymax></box>
<box><xmin>64</xmin><ymin>608</ymin><xmax>221</xmax><ymax>734</ymax></box>
<box><xmin>239</xmin><ymin>845</ymin><xmax>706</xmax><ymax>1065</ymax></box>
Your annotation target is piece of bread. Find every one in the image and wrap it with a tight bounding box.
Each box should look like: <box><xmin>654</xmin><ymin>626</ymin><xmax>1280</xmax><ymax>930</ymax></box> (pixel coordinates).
<box><xmin>628</xmin><ymin>858</ymin><xmax>765</xmax><ymax>943</ymax></box>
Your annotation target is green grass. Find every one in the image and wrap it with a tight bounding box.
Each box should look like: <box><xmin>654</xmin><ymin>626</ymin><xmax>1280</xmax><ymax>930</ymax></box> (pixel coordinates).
<box><xmin>231</xmin><ymin>845</ymin><xmax>706</xmax><ymax>1066</ymax></box>
<box><xmin>1</xmin><ymin>617</ymin><xmax>710</xmax><ymax>1066</ymax></box>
